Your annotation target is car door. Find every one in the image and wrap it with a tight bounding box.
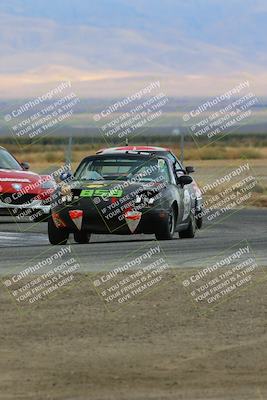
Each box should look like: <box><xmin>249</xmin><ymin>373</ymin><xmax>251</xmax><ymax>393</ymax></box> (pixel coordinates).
<box><xmin>163</xmin><ymin>151</ymin><xmax>193</xmax><ymax>224</ymax></box>
<box><xmin>165</xmin><ymin>160</ymin><xmax>186</xmax><ymax>225</ymax></box>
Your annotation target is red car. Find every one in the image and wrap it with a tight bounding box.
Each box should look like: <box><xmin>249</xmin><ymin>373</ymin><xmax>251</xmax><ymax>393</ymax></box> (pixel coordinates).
<box><xmin>0</xmin><ymin>146</ymin><xmax>55</xmax><ymax>222</ymax></box>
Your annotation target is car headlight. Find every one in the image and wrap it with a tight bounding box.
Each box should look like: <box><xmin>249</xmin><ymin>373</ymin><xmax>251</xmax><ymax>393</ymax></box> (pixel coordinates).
<box><xmin>148</xmin><ymin>197</ymin><xmax>155</xmax><ymax>205</ymax></box>
<box><xmin>59</xmin><ymin>184</ymin><xmax>73</xmax><ymax>203</ymax></box>
<box><xmin>135</xmin><ymin>195</ymin><xmax>142</xmax><ymax>205</ymax></box>
<box><xmin>60</xmin><ymin>184</ymin><xmax>72</xmax><ymax>196</ymax></box>
<box><xmin>40</xmin><ymin>180</ymin><xmax>56</xmax><ymax>190</ymax></box>
<box><xmin>135</xmin><ymin>193</ymin><xmax>155</xmax><ymax>207</ymax></box>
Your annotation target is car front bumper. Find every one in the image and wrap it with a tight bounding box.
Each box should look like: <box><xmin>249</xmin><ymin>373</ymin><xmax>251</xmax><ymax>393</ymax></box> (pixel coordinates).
<box><xmin>0</xmin><ymin>198</ymin><xmax>51</xmax><ymax>216</ymax></box>
<box><xmin>52</xmin><ymin>202</ymin><xmax>169</xmax><ymax>235</ymax></box>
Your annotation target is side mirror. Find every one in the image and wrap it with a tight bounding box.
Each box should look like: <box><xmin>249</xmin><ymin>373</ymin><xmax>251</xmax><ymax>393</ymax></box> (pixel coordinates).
<box><xmin>185</xmin><ymin>166</ymin><xmax>195</xmax><ymax>174</ymax></box>
<box><xmin>60</xmin><ymin>171</ymin><xmax>73</xmax><ymax>182</ymax></box>
<box><xmin>178</xmin><ymin>175</ymin><xmax>193</xmax><ymax>186</ymax></box>
<box><xmin>21</xmin><ymin>162</ymin><xmax>30</xmax><ymax>170</ymax></box>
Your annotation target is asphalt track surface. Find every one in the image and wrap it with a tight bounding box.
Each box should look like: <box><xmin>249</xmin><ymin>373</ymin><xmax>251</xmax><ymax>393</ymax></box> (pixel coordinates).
<box><xmin>0</xmin><ymin>208</ymin><xmax>266</xmax><ymax>272</ymax></box>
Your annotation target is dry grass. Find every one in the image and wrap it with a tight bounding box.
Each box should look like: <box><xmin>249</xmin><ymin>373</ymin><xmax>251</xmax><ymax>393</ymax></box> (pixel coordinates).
<box><xmin>4</xmin><ymin>144</ymin><xmax>267</xmax><ymax>206</ymax></box>
<box><xmin>9</xmin><ymin>144</ymin><xmax>267</xmax><ymax>167</ymax></box>
<box><xmin>185</xmin><ymin>146</ymin><xmax>265</xmax><ymax>160</ymax></box>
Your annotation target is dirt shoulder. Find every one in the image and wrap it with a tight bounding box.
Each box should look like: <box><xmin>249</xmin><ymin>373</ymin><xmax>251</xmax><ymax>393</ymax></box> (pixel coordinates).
<box><xmin>0</xmin><ymin>270</ymin><xmax>267</xmax><ymax>400</ymax></box>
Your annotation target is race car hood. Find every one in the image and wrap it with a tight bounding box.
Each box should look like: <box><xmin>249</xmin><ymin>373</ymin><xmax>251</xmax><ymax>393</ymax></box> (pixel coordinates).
<box><xmin>70</xmin><ymin>179</ymin><xmax>166</xmax><ymax>196</ymax></box>
<box><xmin>60</xmin><ymin>179</ymin><xmax>168</xmax><ymax>216</ymax></box>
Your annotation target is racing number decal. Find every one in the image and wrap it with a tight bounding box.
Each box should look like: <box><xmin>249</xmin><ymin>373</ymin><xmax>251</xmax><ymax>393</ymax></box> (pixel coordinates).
<box><xmin>80</xmin><ymin>189</ymin><xmax>94</xmax><ymax>197</ymax></box>
<box><xmin>80</xmin><ymin>189</ymin><xmax>123</xmax><ymax>198</ymax></box>
<box><xmin>94</xmin><ymin>189</ymin><xmax>123</xmax><ymax>198</ymax></box>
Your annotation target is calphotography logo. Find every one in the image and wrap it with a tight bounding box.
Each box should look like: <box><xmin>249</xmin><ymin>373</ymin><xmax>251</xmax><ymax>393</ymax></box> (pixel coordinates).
<box><xmin>93</xmin><ymin>81</ymin><xmax>170</xmax><ymax>145</ymax></box>
<box><xmin>89</xmin><ymin>241</ymin><xmax>171</xmax><ymax>312</ymax></box>
<box><xmin>2</xmin><ymin>245</ymin><xmax>82</xmax><ymax>310</ymax></box>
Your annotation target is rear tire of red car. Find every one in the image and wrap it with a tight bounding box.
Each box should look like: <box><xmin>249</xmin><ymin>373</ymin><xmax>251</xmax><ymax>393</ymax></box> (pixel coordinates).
<box><xmin>74</xmin><ymin>231</ymin><xmax>91</xmax><ymax>244</ymax></box>
<box><xmin>48</xmin><ymin>217</ymin><xmax>69</xmax><ymax>245</ymax></box>
<box><xmin>155</xmin><ymin>206</ymin><xmax>176</xmax><ymax>240</ymax></box>
<box><xmin>179</xmin><ymin>212</ymin><xmax>196</xmax><ymax>239</ymax></box>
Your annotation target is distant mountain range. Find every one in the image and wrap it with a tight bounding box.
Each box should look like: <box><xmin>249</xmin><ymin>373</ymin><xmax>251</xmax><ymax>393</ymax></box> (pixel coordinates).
<box><xmin>0</xmin><ymin>0</ymin><xmax>267</xmax><ymax>98</ymax></box>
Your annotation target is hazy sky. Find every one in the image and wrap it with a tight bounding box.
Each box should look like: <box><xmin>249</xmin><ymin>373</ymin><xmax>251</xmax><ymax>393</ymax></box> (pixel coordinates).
<box><xmin>0</xmin><ymin>0</ymin><xmax>266</xmax><ymax>98</ymax></box>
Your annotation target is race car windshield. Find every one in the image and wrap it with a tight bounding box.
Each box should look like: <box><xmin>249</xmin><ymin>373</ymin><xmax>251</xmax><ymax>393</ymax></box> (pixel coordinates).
<box><xmin>75</xmin><ymin>156</ymin><xmax>171</xmax><ymax>183</ymax></box>
<box><xmin>0</xmin><ymin>149</ymin><xmax>22</xmax><ymax>170</ymax></box>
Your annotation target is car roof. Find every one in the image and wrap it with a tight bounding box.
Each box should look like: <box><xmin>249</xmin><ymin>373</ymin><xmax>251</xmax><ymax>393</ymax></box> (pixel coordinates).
<box><xmin>96</xmin><ymin>146</ymin><xmax>170</xmax><ymax>154</ymax></box>
<box><xmin>81</xmin><ymin>153</ymin><xmax>169</xmax><ymax>162</ymax></box>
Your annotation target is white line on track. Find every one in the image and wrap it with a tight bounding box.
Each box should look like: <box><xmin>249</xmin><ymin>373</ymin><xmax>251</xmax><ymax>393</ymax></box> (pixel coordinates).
<box><xmin>0</xmin><ymin>232</ymin><xmax>47</xmax><ymax>247</ymax></box>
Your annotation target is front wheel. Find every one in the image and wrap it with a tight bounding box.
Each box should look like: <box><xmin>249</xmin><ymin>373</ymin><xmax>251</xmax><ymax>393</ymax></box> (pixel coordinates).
<box><xmin>74</xmin><ymin>231</ymin><xmax>91</xmax><ymax>244</ymax></box>
<box><xmin>155</xmin><ymin>206</ymin><xmax>176</xmax><ymax>240</ymax></box>
<box><xmin>48</xmin><ymin>217</ymin><xmax>69</xmax><ymax>245</ymax></box>
<box><xmin>179</xmin><ymin>212</ymin><xmax>196</xmax><ymax>239</ymax></box>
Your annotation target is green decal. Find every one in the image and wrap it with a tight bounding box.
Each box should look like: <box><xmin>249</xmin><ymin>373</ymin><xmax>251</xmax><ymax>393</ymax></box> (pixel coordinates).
<box><xmin>110</xmin><ymin>189</ymin><xmax>123</xmax><ymax>197</ymax></box>
<box><xmin>94</xmin><ymin>189</ymin><xmax>110</xmax><ymax>197</ymax></box>
<box><xmin>80</xmin><ymin>189</ymin><xmax>94</xmax><ymax>197</ymax></box>
<box><xmin>94</xmin><ymin>189</ymin><xmax>123</xmax><ymax>197</ymax></box>
<box><xmin>80</xmin><ymin>188</ymin><xmax>123</xmax><ymax>198</ymax></box>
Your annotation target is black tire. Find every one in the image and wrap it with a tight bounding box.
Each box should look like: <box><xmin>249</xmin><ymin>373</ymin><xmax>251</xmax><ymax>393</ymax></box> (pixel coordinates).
<box><xmin>195</xmin><ymin>212</ymin><xmax>203</xmax><ymax>229</ymax></box>
<box><xmin>179</xmin><ymin>212</ymin><xmax>196</xmax><ymax>239</ymax></box>
<box><xmin>155</xmin><ymin>206</ymin><xmax>176</xmax><ymax>240</ymax></box>
<box><xmin>48</xmin><ymin>217</ymin><xmax>69</xmax><ymax>245</ymax></box>
<box><xmin>74</xmin><ymin>231</ymin><xmax>91</xmax><ymax>244</ymax></box>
